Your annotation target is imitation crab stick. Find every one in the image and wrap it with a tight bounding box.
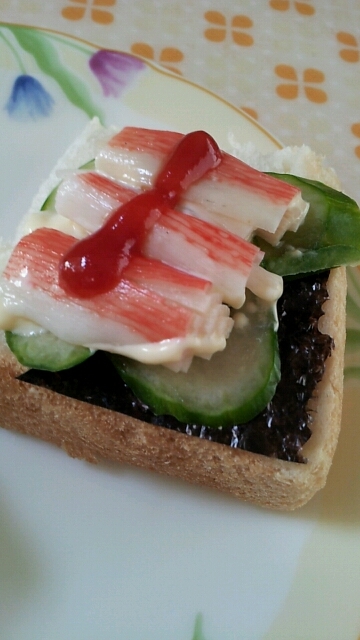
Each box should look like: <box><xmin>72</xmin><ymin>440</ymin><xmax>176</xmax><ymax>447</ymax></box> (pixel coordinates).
<box><xmin>179</xmin><ymin>201</ymin><xmax>253</xmax><ymax>240</ymax></box>
<box><xmin>56</xmin><ymin>169</ymin><xmax>253</xmax><ymax>241</ymax></box>
<box><xmin>143</xmin><ymin>208</ymin><xmax>266</xmax><ymax>309</ymax></box>
<box><xmin>95</xmin><ymin>127</ymin><xmax>309</xmax><ymax>241</ymax></box>
<box><xmin>0</xmin><ymin>227</ymin><xmax>232</xmax><ymax>369</ymax></box>
<box><xmin>55</xmin><ymin>171</ymin><xmax>136</xmax><ymax>234</ymax></box>
<box><xmin>56</xmin><ymin>171</ymin><xmax>282</xmax><ymax>307</ymax></box>
<box><xmin>122</xmin><ymin>255</ymin><xmax>223</xmax><ymax>314</ymax></box>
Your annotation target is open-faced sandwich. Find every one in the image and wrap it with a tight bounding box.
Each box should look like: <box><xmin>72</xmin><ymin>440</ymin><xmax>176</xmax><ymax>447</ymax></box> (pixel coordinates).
<box><xmin>1</xmin><ymin>117</ymin><xmax>358</xmax><ymax>510</ymax></box>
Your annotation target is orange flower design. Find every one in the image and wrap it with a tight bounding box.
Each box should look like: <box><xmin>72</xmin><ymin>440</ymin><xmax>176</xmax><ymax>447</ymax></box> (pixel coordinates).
<box><xmin>269</xmin><ymin>0</ymin><xmax>315</xmax><ymax>15</ymax></box>
<box><xmin>204</xmin><ymin>11</ymin><xmax>254</xmax><ymax>46</ymax></box>
<box><xmin>130</xmin><ymin>43</ymin><xmax>184</xmax><ymax>75</ymax></box>
<box><xmin>240</xmin><ymin>106</ymin><xmax>258</xmax><ymax>120</ymax></box>
<box><xmin>275</xmin><ymin>65</ymin><xmax>327</xmax><ymax>103</ymax></box>
<box><xmin>61</xmin><ymin>0</ymin><xmax>115</xmax><ymax>25</ymax></box>
<box><xmin>351</xmin><ymin>123</ymin><xmax>360</xmax><ymax>160</ymax></box>
<box><xmin>337</xmin><ymin>32</ymin><xmax>360</xmax><ymax>63</ymax></box>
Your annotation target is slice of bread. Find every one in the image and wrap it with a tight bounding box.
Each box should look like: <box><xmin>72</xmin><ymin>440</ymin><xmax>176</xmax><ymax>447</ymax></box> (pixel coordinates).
<box><xmin>0</xmin><ymin>265</ymin><xmax>346</xmax><ymax>510</ymax></box>
<box><xmin>0</xmin><ymin>120</ymin><xmax>347</xmax><ymax>510</ymax></box>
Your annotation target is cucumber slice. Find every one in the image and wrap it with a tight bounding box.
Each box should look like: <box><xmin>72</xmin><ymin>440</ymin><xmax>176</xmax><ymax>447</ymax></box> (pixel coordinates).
<box><xmin>40</xmin><ymin>159</ymin><xmax>96</xmax><ymax>212</ymax></box>
<box><xmin>40</xmin><ymin>185</ymin><xmax>58</xmax><ymax>212</ymax></box>
<box><xmin>111</xmin><ymin>295</ymin><xmax>280</xmax><ymax>427</ymax></box>
<box><xmin>5</xmin><ymin>330</ymin><xmax>92</xmax><ymax>371</ymax></box>
<box><xmin>256</xmin><ymin>174</ymin><xmax>360</xmax><ymax>276</ymax></box>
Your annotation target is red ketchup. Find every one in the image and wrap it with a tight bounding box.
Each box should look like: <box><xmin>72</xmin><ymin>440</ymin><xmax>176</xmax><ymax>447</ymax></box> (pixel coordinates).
<box><xmin>59</xmin><ymin>130</ymin><xmax>222</xmax><ymax>298</ymax></box>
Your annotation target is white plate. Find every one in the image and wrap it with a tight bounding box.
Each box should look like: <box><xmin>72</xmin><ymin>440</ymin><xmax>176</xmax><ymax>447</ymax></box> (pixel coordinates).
<box><xmin>1</xmin><ymin>25</ymin><xmax>360</xmax><ymax>640</ymax></box>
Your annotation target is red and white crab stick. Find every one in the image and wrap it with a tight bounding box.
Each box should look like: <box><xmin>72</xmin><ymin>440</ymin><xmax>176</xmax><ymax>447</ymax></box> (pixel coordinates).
<box><xmin>56</xmin><ymin>171</ymin><xmax>282</xmax><ymax>308</ymax></box>
<box><xmin>1</xmin><ymin>227</ymin><xmax>232</xmax><ymax>370</ymax></box>
<box><xmin>95</xmin><ymin>127</ymin><xmax>309</xmax><ymax>242</ymax></box>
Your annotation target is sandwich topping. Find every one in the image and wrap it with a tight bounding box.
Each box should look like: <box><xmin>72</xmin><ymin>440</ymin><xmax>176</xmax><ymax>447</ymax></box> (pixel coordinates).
<box><xmin>18</xmin><ymin>270</ymin><xmax>330</xmax><ymax>463</ymax></box>
<box><xmin>1</xmin><ymin>125</ymin><xmax>360</xmax><ymax>460</ymax></box>
<box><xmin>58</xmin><ymin>130</ymin><xmax>223</xmax><ymax>298</ymax></box>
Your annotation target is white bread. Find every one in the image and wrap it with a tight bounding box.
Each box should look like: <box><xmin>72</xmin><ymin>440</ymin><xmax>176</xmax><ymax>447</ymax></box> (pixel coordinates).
<box><xmin>0</xmin><ymin>121</ymin><xmax>347</xmax><ymax>510</ymax></box>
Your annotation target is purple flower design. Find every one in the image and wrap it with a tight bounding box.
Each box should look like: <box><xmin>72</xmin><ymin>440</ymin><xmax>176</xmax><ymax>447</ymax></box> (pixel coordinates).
<box><xmin>89</xmin><ymin>50</ymin><xmax>145</xmax><ymax>98</ymax></box>
<box><xmin>5</xmin><ymin>75</ymin><xmax>54</xmax><ymax>121</ymax></box>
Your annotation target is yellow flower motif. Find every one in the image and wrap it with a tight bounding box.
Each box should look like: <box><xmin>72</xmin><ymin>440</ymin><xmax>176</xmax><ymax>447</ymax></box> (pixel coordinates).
<box><xmin>61</xmin><ymin>0</ymin><xmax>116</xmax><ymax>25</ymax></box>
<box><xmin>204</xmin><ymin>11</ymin><xmax>254</xmax><ymax>46</ymax></box>
<box><xmin>337</xmin><ymin>32</ymin><xmax>360</xmax><ymax>63</ymax></box>
<box><xmin>275</xmin><ymin>64</ymin><xmax>327</xmax><ymax>103</ymax></box>
<box><xmin>269</xmin><ymin>0</ymin><xmax>315</xmax><ymax>15</ymax></box>
<box><xmin>351</xmin><ymin>123</ymin><xmax>360</xmax><ymax>160</ymax></box>
<box><xmin>130</xmin><ymin>43</ymin><xmax>184</xmax><ymax>75</ymax></box>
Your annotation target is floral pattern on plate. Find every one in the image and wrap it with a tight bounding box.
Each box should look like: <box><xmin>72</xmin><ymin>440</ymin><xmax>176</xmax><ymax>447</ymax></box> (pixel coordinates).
<box><xmin>0</xmin><ymin>24</ymin><xmax>146</xmax><ymax>123</ymax></box>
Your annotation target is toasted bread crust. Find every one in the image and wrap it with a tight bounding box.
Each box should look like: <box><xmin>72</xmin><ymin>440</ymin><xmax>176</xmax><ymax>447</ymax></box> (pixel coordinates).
<box><xmin>0</xmin><ymin>267</ymin><xmax>346</xmax><ymax>510</ymax></box>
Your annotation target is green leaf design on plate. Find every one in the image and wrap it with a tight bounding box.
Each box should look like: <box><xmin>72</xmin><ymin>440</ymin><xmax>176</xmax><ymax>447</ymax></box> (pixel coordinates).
<box><xmin>346</xmin><ymin>294</ymin><xmax>360</xmax><ymax>322</ymax></box>
<box><xmin>346</xmin><ymin>329</ymin><xmax>360</xmax><ymax>350</ymax></box>
<box><xmin>6</xmin><ymin>26</ymin><xmax>104</xmax><ymax>121</ymax></box>
<box><xmin>346</xmin><ymin>268</ymin><xmax>360</xmax><ymax>321</ymax></box>
<box><xmin>344</xmin><ymin>366</ymin><xmax>360</xmax><ymax>380</ymax></box>
<box><xmin>192</xmin><ymin>614</ymin><xmax>208</xmax><ymax>640</ymax></box>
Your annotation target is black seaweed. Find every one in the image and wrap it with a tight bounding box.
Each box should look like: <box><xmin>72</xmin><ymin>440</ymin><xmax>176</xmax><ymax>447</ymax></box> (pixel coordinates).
<box><xmin>18</xmin><ymin>271</ymin><xmax>333</xmax><ymax>463</ymax></box>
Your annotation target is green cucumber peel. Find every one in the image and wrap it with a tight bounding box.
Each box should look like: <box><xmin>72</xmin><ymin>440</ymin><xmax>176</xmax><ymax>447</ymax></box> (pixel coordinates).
<box><xmin>40</xmin><ymin>159</ymin><xmax>95</xmax><ymax>211</ymax></box>
<box><xmin>5</xmin><ymin>330</ymin><xmax>92</xmax><ymax>371</ymax></box>
<box><xmin>40</xmin><ymin>185</ymin><xmax>58</xmax><ymax>212</ymax></box>
<box><xmin>111</xmin><ymin>296</ymin><xmax>280</xmax><ymax>428</ymax></box>
<box><xmin>256</xmin><ymin>174</ymin><xmax>360</xmax><ymax>277</ymax></box>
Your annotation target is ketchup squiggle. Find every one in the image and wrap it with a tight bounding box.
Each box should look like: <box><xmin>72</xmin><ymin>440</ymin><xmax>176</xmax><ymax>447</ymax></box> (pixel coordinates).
<box><xmin>59</xmin><ymin>130</ymin><xmax>222</xmax><ymax>298</ymax></box>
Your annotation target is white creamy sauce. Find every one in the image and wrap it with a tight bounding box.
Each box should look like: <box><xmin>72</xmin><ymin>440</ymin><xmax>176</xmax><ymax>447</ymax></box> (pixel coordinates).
<box><xmin>17</xmin><ymin>211</ymin><xmax>86</xmax><ymax>240</ymax></box>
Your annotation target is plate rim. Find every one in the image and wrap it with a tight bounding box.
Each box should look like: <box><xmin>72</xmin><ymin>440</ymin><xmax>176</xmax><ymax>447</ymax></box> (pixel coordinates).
<box><xmin>0</xmin><ymin>20</ymin><xmax>283</xmax><ymax>150</ymax></box>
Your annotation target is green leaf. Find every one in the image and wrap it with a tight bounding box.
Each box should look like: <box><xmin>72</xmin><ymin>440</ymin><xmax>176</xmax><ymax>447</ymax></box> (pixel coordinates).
<box><xmin>346</xmin><ymin>329</ymin><xmax>360</xmax><ymax>349</ymax></box>
<box><xmin>347</xmin><ymin>267</ymin><xmax>360</xmax><ymax>297</ymax></box>
<box><xmin>192</xmin><ymin>614</ymin><xmax>207</xmax><ymax>640</ymax></box>
<box><xmin>346</xmin><ymin>294</ymin><xmax>360</xmax><ymax>322</ymax></box>
<box><xmin>344</xmin><ymin>366</ymin><xmax>360</xmax><ymax>380</ymax></box>
<box><xmin>7</xmin><ymin>26</ymin><xmax>104</xmax><ymax>121</ymax></box>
